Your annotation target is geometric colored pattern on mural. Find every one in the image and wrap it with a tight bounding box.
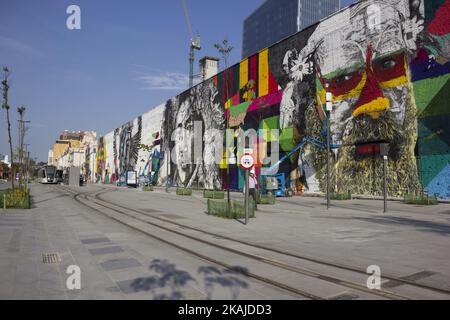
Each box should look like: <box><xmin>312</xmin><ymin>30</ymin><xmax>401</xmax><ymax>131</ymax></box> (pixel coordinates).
<box><xmin>425</xmin><ymin>0</ymin><xmax>447</xmax><ymax>23</ymax></box>
<box><xmin>214</xmin><ymin>49</ymin><xmax>279</xmax><ymax>108</ymax></box>
<box><xmin>413</xmin><ymin>74</ymin><xmax>450</xmax><ymax>116</ymax></box>
<box><xmin>410</xmin><ymin>48</ymin><xmax>450</xmax><ymax>82</ymax></box>
<box><xmin>424</xmin><ymin>162</ymin><xmax>450</xmax><ymax>199</ymax></box>
<box><xmin>418</xmin><ymin>115</ymin><xmax>450</xmax><ymax>155</ymax></box>
<box><xmin>419</xmin><ymin>153</ymin><xmax>450</xmax><ymax>187</ymax></box>
<box><xmin>418</xmin><ymin>78</ymin><xmax>450</xmax><ymax>118</ymax></box>
<box><xmin>259</xmin><ymin>116</ymin><xmax>279</xmax><ymax>142</ymax></box>
<box><xmin>426</xmin><ymin>0</ymin><xmax>450</xmax><ymax>33</ymax></box>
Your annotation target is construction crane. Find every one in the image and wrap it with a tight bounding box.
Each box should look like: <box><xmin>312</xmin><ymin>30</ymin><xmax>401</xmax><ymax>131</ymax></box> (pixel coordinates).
<box><xmin>182</xmin><ymin>0</ymin><xmax>201</xmax><ymax>88</ymax></box>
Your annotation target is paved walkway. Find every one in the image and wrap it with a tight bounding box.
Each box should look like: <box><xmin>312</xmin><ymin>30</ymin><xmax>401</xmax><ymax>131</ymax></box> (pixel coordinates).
<box><xmin>1</xmin><ymin>182</ymin><xmax>450</xmax><ymax>299</ymax></box>
<box><xmin>0</xmin><ymin>183</ymin><xmax>299</xmax><ymax>300</ymax></box>
<box><xmin>95</xmin><ymin>183</ymin><xmax>450</xmax><ymax>293</ymax></box>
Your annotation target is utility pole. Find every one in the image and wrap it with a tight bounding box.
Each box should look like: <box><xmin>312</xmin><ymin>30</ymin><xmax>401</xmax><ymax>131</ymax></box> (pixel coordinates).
<box><xmin>2</xmin><ymin>66</ymin><xmax>14</xmax><ymax>189</ymax></box>
<box><xmin>325</xmin><ymin>84</ymin><xmax>332</xmax><ymax>209</ymax></box>
<box><xmin>24</xmin><ymin>144</ymin><xmax>30</xmax><ymax>186</ymax></box>
<box><xmin>214</xmin><ymin>38</ymin><xmax>233</xmax><ymax>213</ymax></box>
<box><xmin>125</xmin><ymin>128</ymin><xmax>131</xmax><ymax>186</ymax></box>
<box><xmin>17</xmin><ymin>106</ymin><xmax>27</xmax><ymax>187</ymax></box>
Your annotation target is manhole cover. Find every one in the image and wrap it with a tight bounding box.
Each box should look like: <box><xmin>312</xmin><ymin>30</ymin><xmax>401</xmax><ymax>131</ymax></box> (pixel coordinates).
<box><xmin>42</xmin><ymin>253</ymin><xmax>61</xmax><ymax>264</ymax></box>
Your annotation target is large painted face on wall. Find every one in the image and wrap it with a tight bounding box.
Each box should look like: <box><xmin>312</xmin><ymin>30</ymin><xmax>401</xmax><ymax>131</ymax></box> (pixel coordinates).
<box><xmin>303</xmin><ymin>0</ymin><xmax>424</xmax><ymax>194</ymax></box>
<box><xmin>118</xmin><ymin>117</ymin><xmax>142</xmax><ymax>180</ymax></box>
<box><xmin>172</xmin><ymin>93</ymin><xmax>194</xmax><ymax>185</ymax></box>
<box><xmin>315</xmin><ymin>0</ymin><xmax>421</xmax><ymax>146</ymax></box>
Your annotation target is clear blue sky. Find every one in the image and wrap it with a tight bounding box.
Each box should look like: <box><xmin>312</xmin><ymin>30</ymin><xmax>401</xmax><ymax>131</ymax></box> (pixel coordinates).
<box><xmin>0</xmin><ymin>0</ymin><xmax>355</xmax><ymax>162</ymax></box>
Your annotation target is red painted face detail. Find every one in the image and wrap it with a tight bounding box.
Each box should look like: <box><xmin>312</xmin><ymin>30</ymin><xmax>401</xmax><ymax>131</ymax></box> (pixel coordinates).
<box><xmin>372</xmin><ymin>52</ymin><xmax>406</xmax><ymax>82</ymax></box>
<box><xmin>327</xmin><ymin>70</ymin><xmax>363</xmax><ymax>97</ymax></box>
<box><xmin>351</xmin><ymin>45</ymin><xmax>386</xmax><ymax>117</ymax></box>
<box><xmin>321</xmin><ymin>50</ymin><xmax>406</xmax><ymax>99</ymax></box>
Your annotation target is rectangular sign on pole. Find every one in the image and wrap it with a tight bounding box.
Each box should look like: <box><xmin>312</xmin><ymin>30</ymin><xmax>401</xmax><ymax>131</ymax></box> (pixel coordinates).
<box><xmin>239</xmin><ymin>153</ymin><xmax>255</xmax><ymax>225</ymax></box>
<box><xmin>127</xmin><ymin>171</ymin><xmax>137</xmax><ymax>186</ymax></box>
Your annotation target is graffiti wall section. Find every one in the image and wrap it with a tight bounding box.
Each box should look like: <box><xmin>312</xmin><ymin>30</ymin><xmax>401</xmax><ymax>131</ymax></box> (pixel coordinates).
<box><xmin>96</xmin><ymin>0</ymin><xmax>450</xmax><ymax>199</ymax></box>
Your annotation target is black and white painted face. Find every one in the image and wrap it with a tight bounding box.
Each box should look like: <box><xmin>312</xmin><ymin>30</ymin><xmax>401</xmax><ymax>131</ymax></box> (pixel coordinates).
<box><xmin>173</xmin><ymin>95</ymin><xmax>194</xmax><ymax>183</ymax></box>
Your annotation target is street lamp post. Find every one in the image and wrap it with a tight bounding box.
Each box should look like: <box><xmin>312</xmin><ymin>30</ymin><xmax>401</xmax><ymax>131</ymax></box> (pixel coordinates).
<box><xmin>166</xmin><ymin>148</ymin><xmax>170</xmax><ymax>193</ymax></box>
<box><xmin>24</xmin><ymin>144</ymin><xmax>30</xmax><ymax>186</ymax></box>
<box><xmin>214</xmin><ymin>39</ymin><xmax>233</xmax><ymax>213</ymax></box>
<box><xmin>380</xmin><ymin>142</ymin><xmax>389</xmax><ymax>213</ymax></box>
<box><xmin>325</xmin><ymin>84</ymin><xmax>332</xmax><ymax>210</ymax></box>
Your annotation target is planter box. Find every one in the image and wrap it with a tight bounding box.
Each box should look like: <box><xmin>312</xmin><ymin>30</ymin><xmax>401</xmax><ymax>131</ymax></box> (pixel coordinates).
<box><xmin>207</xmin><ymin>199</ymin><xmax>255</xmax><ymax>219</ymax></box>
<box><xmin>142</xmin><ymin>186</ymin><xmax>154</xmax><ymax>191</ymax></box>
<box><xmin>404</xmin><ymin>194</ymin><xmax>438</xmax><ymax>205</ymax></box>
<box><xmin>259</xmin><ymin>194</ymin><xmax>276</xmax><ymax>205</ymax></box>
<box><xmin>203</xmin><ymin>190</ymin><xmax>225</xmax><ymax>199</ymax></box>
<box><xmin>1</xmin><ymin>188</ymin><xmax>30</xmax><ymax>209</ymax></box>
<box><xmin>330</xmin><ymin>192</ymin><xmax>351</xmax><ymax>200</ymax></box>
<box><xmin>176</xmin><ymin>188</ymin><xmax>192</xmax><ymax>196</ymax></box>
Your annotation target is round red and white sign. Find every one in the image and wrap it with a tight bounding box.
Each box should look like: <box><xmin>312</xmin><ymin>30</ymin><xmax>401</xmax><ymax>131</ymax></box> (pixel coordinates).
<box><xmin>239</xmin><ymin>153</ymin><xmax>255</xmax><ymax>170</ymax></box>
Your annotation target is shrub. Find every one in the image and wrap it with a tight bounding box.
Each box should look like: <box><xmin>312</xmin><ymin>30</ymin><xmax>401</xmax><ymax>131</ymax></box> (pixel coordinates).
<box><xmin>207</xmin><ymin>199</ymin><xmax>255</xmax><ymax>219</ymax></box>
<box><xmin>176</xmin><ymin>188</ymin><xmax>192</xmax><ymax>196</ymax></box>
<box><xmin>0</xmin><ymin>188</ymin><xmax>31</xmax><ymax>209</ymax></box>
<box><xmin>203</xmin><ymin>190</ymin><xmax>225</xmax><ymax>199</ymax></box>
<box><xmin>404</xmin><ymin>193</ymin><xmax>438</xmax><ymax>205</ymax></box>
<box><xmin>142</xmin><ymin>186</ymin><xmax>154</xmax><ymax>191</ymax></box>
<box><xmin>259</xmin><ymin>194</ymin><xmax>276</xmax><ymax>205</ymax></box>
<box><xmin>330</xmin><ymin>192</ymin><xmax>351</xmax><ymax>200</ymax></box>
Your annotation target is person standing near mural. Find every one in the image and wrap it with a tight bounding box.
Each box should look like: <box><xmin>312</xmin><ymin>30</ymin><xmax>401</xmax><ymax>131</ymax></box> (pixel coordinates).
<box><xmin>248</xmin><ymin>169</ymin><xmax>258</xmax><ymax>210</ymax></box>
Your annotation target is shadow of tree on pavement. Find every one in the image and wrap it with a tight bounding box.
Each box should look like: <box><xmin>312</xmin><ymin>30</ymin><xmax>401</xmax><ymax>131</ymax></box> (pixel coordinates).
<box><xmin>130</xmin><ymin>259</ymin><xmax>249</xmax><ymax>300</ymax></box>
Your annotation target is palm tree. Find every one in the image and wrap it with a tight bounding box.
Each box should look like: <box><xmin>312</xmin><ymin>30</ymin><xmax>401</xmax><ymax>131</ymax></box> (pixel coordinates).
<box><xmin>2</xmin><ymin>66</ymin><xmax>14</xmax><ymax>189</ymax></box>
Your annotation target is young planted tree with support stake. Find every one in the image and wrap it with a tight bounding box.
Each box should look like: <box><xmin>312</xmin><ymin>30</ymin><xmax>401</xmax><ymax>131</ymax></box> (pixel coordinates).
<box><xmin>2</xmin><ymin>66</ymin><xmax>14</xmax><ymax>189</ymax></box>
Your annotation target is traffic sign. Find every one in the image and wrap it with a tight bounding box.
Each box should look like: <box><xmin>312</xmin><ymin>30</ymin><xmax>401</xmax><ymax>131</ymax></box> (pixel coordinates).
<box><xmin>239</xmin><ymin>153</ymin><xmax>255</xmax><ymax>170</ymax></box>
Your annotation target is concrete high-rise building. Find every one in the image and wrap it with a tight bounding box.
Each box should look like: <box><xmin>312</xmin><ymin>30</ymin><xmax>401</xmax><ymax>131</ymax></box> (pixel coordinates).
<box><xmin>242</xmin><ymin>0</ymin><xmax>340</xmax><ymax>58</ymax></box>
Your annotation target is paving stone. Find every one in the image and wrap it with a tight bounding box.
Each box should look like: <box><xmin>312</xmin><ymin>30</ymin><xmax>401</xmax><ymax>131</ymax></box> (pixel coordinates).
<box><xmin>88</xmin><ymin>246</ymin><xmax>124</xmax><ymax>256</ymax></box>
<box><xmin>81</xmin><ymin>237</ymin><xmax>111</xmax><ymax>245</ymax></box>
<box><xmin>7</xmin><ymin>229</ymin><xmax>21</xmax><ymax>253</ymax></box>
<box><xmin>116</xmin><ymin>278</ymin><xmax>140</xmax><ymax>294</ymax></box>
<box><xmin>100</xmin><ymin>258</ymin><xmax>142</xmax><ymax>271</ymax></box>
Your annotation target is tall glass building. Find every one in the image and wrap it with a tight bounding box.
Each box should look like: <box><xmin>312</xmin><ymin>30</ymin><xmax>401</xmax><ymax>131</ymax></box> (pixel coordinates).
<box><xmin>242</xmin><ymin>0</ymin><xmax>341</xmax><ymax>58</ymax></box>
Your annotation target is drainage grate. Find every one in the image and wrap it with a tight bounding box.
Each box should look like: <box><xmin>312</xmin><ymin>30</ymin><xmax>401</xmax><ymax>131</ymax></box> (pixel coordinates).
<box><xmin>42</xmin><ymin>253</ymin><xmax>61</xmax><ymax>264</ymax></box>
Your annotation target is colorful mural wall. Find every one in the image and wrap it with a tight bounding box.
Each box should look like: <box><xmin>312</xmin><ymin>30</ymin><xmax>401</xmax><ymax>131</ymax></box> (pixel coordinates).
<box><xmin>97</xmin><ymin>0</ymin><xmax>450</xmax><ymax>199</ymax></box>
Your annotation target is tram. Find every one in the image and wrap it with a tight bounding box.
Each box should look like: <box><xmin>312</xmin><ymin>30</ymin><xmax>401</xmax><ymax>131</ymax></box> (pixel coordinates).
<box><xmin>38</xmin><ymin>165</ymin><xmax>58</xmax><ymax>184</ymax></box>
